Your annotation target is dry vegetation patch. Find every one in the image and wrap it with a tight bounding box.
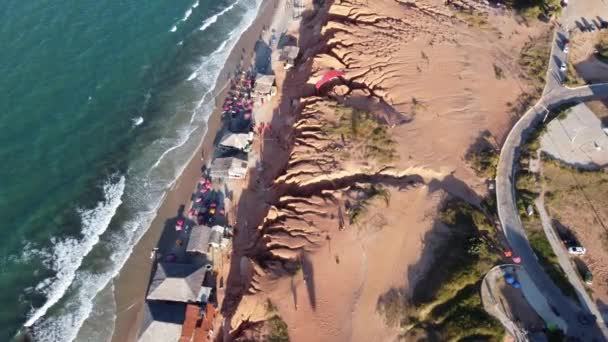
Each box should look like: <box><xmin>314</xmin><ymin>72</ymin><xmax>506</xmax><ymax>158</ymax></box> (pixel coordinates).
<box><xmin>378</xmin><ymin>199</ymin><xmax>505</xmax><ymax>341</ymax></box>
<box><xmin>542</xmin><ymin>160</ymin><xmax>608</xmax><ymax>302</ymax></box>
<box><xmin>518</xmin><ymin>29</ymin><xmax>552</xmax><ymax>97</ymax></box>
<box><xmin>596</xmin><ymin>30</ymin><xmax>608</xmax><ymax>61</ymax></box>
<box><xmin>324</xmin><ymin>105</ymin><xmax>397</xmax><ymax>164</ymax></box>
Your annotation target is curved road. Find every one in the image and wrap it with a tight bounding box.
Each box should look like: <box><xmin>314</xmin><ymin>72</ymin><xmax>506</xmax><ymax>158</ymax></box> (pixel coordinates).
<box><xmin>496</xmin><ymin>83</ymin><xmax>608</xmax><ymax>341</ymax></box>
<box><xmin>495</xmin><ymin>22</ymin><xmax>608</xmax><ymax>339</ymax></box>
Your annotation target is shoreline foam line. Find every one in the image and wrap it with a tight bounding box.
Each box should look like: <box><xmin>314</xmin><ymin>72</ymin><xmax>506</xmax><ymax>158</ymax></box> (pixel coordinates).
<box><xmin>24</xmin><ymin>176</ymin><xmax>126</xmax><ymax>328</ymax></box>
<box><xmin>199</xmin><ymin>0</ymin><xmax>241</xmax><ymax>32</ymax></box>
<box><xmin>25</xmin><ymin>0</ymin><xmax>265</xmax><ymax>340</ymax></box>
<box><xmin>171</xmin><ymin>0</ymin><xmax>200</xmax><ymax>32</ymax></box>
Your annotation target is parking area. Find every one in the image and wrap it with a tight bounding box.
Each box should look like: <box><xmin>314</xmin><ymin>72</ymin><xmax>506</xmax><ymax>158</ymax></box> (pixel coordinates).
<box><xmin>561</xmin><ymin>0</ymin><xmax>608</xmax><ymax>32</ymax></box>
<box><xmin>540</xmin><ymin>102</ymin><xmax>608</xmax><ymax>168</ymax></box>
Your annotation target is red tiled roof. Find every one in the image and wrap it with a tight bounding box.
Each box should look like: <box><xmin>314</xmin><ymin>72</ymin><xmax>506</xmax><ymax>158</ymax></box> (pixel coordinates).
<box><xmin>193</xmin><ymin>304</ymin><xmax>217</xmax><ymax>342</ymax></box>
<box><xmin>180</xmin><ymin>304</ymin><xmax>201</xmax><ymax>342</ymax></box>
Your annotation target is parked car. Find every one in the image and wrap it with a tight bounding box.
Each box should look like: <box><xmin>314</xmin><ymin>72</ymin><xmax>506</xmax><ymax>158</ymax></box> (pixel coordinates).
<box><xmin>563</xmin><ymin>45</ymin><xmax>569</xmax><ymax>53</ymax></box>
<box><xmin>561</xmin><ymin>0</ymin><xmax>568</xmax><ymax>7</ymax></box>
<box><xmin>568</xmin><ymin>246</ymin><xmax>586</xmax><ymax>255</ymax></box>
<box><xmin>560</xmin><ymin>62</ymin><xmax>567</xmax><ymax>72</ymax></box>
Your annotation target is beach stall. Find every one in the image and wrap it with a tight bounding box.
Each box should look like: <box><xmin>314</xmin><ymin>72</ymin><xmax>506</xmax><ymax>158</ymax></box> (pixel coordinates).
<box><xmin>219</xmin><ymin>132</ymin><xmax>254</xmax><ymax>152</ymax></box>
<box><xmin>186</xmin><ymin>225</ymin><xmax>213</xmax><ymax>256</ymax></box>
<box><xmin>280</xmin><ymin>45</ymin><xmax>300</xmax><ymax>69</ymax></box>
<box><xmin>253</xmin><ymin>74</ymin><xmax>276</xmax><ymax>98</ymax></box>
<box><xmin>137</xmin><ymin>302</ymin><xmax>185</xmax><ymax>342</ymax></box>
<box><xmin>146</xmin><ymin>262</ymin><xmax>208</xmax><ymax>303</ymax></box>
<box><xmin>209</xmin><ymin>157</ymin><xmax>248</xmax><ymax>179</ymax></box>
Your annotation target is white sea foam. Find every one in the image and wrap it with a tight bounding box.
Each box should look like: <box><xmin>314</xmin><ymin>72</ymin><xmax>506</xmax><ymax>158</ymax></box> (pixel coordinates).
<box><xmin>132</xmin><ymin>116</ymin><xmax>144</xmax><ymax>127</ymax></box>
<box><xmin>199</xmin><ymin>0</ymin><xmax>241</xmax><ymax>32</ymax></box>
<box><xmin>171</xmin><ymin>0</ymin><xmax>198</xmax><ymax>33</ymax></box>
<box><xmin>182</xmin><ymin>8</ymin><xmax>193</xmax><ymax>22</ymax></box>
<box><xmin>187</xmin><ymin>71</ymin><xmax>198</xmax><ymax>81</ymax></box>
<box><xmin>25</xmin><ymin>0</ymin><xmax>265</xmax><ymax>340</ymax></box>
<box><xmin>149</xmin><ymin>126</ymin><xmax>198</xmax><ymax>171</ymax></box>
<box><xmin>24</xmin><ymin>176</ymin><xmax>126</xmax><ymax>328</ymax></box>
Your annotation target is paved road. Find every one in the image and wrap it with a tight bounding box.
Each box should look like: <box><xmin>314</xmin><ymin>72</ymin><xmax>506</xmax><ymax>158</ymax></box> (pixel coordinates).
<box><xmin>496</xmin><ymin>82</ymin><xmax>608</xmax><ymax>340</ymax></box>
<box><xmin>495</xmin><ymin>2</ymin><xmax>608</xmax><ymax>338</ymax></box>
<box><xmin>534</xmin><ymin>192</ymin><xmax>607</xmax><ymax>323</ymax></box>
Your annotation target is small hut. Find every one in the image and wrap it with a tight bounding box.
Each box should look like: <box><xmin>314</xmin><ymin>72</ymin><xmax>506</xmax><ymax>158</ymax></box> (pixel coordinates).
<box><xmin>209</xmin><ymin>225</ymin><xmax>225</xmax><ymax>248</ymax></box>
<box><xmin>209</xmin><ymin>157</ymin><xmax>248</xmax><ymax>179</ymax></box>
<box><xmin>186</xmin><ymin>225</ymin><xmax>212</xmax><ymax>255</ymax></box>
<box><xmin>254</xmin><ymin>74</ymin><xmax>276</xmax><ymax>97</ymax></box>
<box><xmin>146</xmin><ymin>263</ymin><xmax>207</xmax><ymax>303</ymax></box>
<box><xmin>280</xmin><ymin>46</ymin><xmax>300</xmax><ymax>69</ymax></box>
<box><xmin>137</xmin><ymin>302</ymin><xmax>185</xmax><ymax>342</ymax></box>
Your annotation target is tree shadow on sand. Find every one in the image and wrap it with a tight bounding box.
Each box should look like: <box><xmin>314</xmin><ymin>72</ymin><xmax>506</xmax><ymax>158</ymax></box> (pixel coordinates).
<box><xmin>300</xmin><ymin>252</ymin><xmax>316</xmax><ymax>311</ymax></box>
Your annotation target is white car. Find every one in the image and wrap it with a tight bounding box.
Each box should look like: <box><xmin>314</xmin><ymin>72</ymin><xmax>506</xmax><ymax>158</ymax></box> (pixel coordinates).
<box><xmin>568</xmin><ymin>246</ymin><xmax>586</xmax><ymax>255</ymax></box>
<box><xmin>563</xmin><ymin>45</ymin><xmax>569</xmax><ymax>53</ymax></box>
<box><xmin>560</xmin><ymin>62</ymin><xmax>567</xmax><ymax>72</ymax></box>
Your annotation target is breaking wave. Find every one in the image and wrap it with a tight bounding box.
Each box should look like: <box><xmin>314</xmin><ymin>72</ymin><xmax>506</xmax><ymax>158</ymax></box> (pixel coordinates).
<box><xmin>199</xmin><ymin>0</ymin><xmax>241</xmax><ymax>32</ymax></box>
<box><xmin>24</xmin><ymin>0</ymin><xmax>264</xmax><ymax>340</ymax></box>
<box><xmin>24</xmin><ymin>176</ymin><xmax>126</xmax><ymax>328</ymax></box>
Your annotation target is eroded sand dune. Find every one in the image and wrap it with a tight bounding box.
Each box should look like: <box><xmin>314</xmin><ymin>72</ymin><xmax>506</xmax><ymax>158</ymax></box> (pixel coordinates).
<box><xmin>225</xmin><ymin>0</ymin><xmax>548</xmax><ymax>340</ymax></box>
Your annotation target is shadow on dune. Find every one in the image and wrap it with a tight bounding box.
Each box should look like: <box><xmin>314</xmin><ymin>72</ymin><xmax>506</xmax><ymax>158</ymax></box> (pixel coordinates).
<box><xmin>300</xmin><ymin>252</ymin><xmax>317</xmax><ymax>311</ymax></box>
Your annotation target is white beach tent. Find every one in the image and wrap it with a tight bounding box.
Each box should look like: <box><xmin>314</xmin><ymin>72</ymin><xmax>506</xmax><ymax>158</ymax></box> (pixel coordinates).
<box><xmin>219</xmin><ymin>132</ymin><xmax>253</xmax><ymax>151</ymax></box>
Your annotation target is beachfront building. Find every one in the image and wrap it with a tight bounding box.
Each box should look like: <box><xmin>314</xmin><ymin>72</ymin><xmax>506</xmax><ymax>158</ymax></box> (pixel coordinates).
<box><xmin>187</xmin><ymin>225</ymin><xmax>230</xmax><ymax>254</ymax></box>
<box><xmin>146</xmin><ymin>262</ymin><xmax>210</xmax><ymax>303</ymax></box>
<box><xmin>209</xmin><ymin>157</ymin><xmax>248</xmax><ymax>179</ymax></box>
<box><xmin>186</xmin><ymin>225</ymin><xmax>213</xmax><ymax>256</ymax></box>
<box><xmin>280</xmin><ymin>45</ymin><xmax>300</xmax><ymax>69</ymax></box>
<box><xmin>138</xmin><ymin>302</ymin><xmax>185</xmax><ymax>342</ymax></box>
<box><xmin>209</xmin><ymin>225</ymin><xmax>225</xmax><ymax>248</ymax></box>
<box><xmin>253</xmin><ymin>74</ymin><xmax>276</xmax><ymax>98</ymax></box>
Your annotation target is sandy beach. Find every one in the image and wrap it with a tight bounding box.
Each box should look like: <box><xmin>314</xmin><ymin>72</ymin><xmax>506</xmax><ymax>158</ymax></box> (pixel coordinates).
<box><xmin>109</xmin><ymin>1</ymin><xmax>282</xmax><ymax>341</ymax></box>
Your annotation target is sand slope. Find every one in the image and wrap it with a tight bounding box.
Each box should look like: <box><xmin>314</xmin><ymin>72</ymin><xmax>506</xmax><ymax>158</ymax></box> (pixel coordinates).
<box><xmin>223</xmin><ymin>0</ymin><xmax>548</xmax><ymax>341</ymax></box>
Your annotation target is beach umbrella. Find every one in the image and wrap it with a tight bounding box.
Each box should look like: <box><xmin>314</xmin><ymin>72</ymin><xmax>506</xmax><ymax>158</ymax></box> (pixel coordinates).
<box><xmin>512</xmin><ymin>256</ymin><xmax>522</xmax><ymax>264</ymax></box>
<box><xmin>512</xmin><ymin>280</ymin><xmax>521</xmax><ymax>289</ymax></box>
<box><xmin>504</xmin><ymin>273</ymin><xmax>515</xmax><ymax>284</ymax></box>
<box><xmin>315</xmin><ymin>70</ymin><xmax>345</xmax><ymax>90</ymax></box>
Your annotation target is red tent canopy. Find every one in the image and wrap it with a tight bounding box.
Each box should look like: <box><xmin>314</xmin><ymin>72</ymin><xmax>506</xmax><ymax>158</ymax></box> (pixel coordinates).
<box><xmin>315</xmin><ymin>70</ymin><xmax>345</xmax><ymax>89</ymax></box>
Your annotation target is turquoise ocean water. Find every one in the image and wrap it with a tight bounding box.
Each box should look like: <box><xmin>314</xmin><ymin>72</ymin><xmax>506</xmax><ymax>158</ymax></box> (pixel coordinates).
<box><xmin>0</xmin><ymin>0</ymin><xmax>262</xmax><ymax>340</ymax></box>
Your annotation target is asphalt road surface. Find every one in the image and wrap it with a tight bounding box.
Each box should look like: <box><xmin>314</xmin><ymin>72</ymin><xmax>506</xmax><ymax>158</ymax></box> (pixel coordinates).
<box><xmin>495</xmin><ymin>2</ymin><xmax>608</xmax><ymax>339</ymax></box>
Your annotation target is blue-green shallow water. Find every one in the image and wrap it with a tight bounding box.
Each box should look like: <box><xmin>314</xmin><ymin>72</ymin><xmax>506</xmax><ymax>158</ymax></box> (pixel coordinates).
<box><xmin>0</xmin><ymin>0</ymin><xmax>262</xmax><ymax>340</ymax></box>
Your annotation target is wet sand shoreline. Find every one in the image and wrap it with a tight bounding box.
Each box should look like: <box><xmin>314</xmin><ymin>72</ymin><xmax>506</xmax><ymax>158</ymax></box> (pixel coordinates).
<box><xmin>109</xmin><ymin>1</ymin><xmax>280</xmax><ymax>341</ymax></box>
